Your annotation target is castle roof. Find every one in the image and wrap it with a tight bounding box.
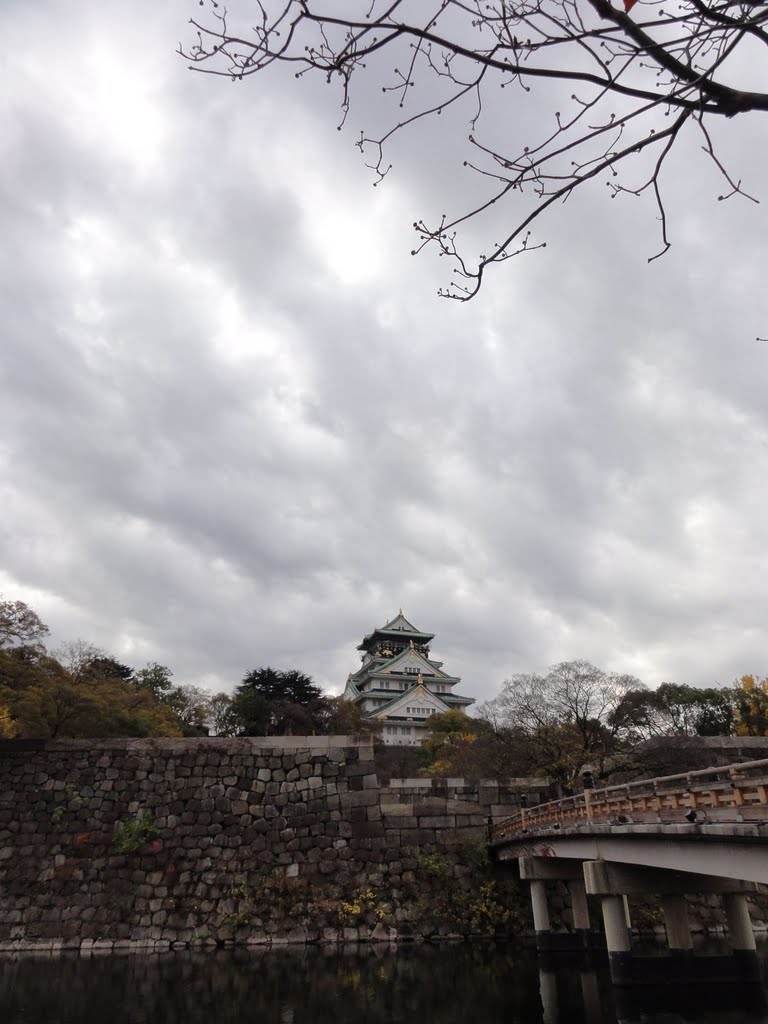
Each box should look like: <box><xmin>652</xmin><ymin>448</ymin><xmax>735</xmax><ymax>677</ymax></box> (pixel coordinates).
<box><xmin>357</xmin><ymin>609</ymin><xmax>435</xmax><ymax>651</ymax></box>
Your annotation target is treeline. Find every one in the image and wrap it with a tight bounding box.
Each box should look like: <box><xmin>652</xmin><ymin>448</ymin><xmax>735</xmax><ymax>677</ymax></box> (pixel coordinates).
<box><xmin>0</xmin><ymin>599</ymin><xmax>366</xmax><ymax>740</ymax></box>
<box><xmin>6</xmin><ymin>599</ymin><xmax>768</xmax><ymax>786</ymax></box>
<box><xmin>419</xmin><ymin>660</ymin><xmax>768</xmax><ymax>792</ymax></box>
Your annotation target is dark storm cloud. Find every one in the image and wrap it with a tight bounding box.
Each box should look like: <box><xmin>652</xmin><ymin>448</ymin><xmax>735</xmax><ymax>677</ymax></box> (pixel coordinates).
<box><xmin>2</xmin><ymin>0</ymin><xmax>768</xmax><ymax>703</ymax></box>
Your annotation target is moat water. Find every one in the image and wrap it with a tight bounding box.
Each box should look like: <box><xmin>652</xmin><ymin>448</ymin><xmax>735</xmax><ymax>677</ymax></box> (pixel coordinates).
<box><xmin>2</xmin><ymin>942</ymin><xmax>768</xmax><ymax>1024</ymax></box>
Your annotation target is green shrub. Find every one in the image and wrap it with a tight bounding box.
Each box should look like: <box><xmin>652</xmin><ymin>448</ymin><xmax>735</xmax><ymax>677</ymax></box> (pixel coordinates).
<box><xmin>417</xmin><ymin>852</ymin><xmax>451</xmax><ymax>879</ymax></box>
<box><xmin>112</xmin><ymin>812</ymin><xmax>159</xmax><ymax>854</ymax></box>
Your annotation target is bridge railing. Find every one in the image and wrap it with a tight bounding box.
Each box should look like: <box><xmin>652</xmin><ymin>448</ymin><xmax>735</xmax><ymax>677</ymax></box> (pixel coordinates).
<box><xmin>492</xmin><ymin>757</ymin><xmax>768</xmax><ymax>842</ymax></box>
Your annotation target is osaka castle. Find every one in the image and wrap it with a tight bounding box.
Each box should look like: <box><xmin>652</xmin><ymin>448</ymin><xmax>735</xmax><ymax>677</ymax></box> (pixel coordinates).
<box><xmin>342</xmin><ymin>611</ymin><xmax>474</xmax><ymax>746</ymax></box>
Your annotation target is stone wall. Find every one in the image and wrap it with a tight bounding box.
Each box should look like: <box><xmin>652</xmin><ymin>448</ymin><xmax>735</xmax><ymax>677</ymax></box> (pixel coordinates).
<box><xmin>384</xmin><ymin>777</ymin><xmax>549</xmax><ymax>821</ymax></box>
<box><xmin>614</xmin><ymin>736</ymin><xmax>768</xmax><ymax>782</ymax></box>
<box><xmin>0</xmin><ymin>738</ymin><xmax>531</xmax><ymax>953</ymax></box>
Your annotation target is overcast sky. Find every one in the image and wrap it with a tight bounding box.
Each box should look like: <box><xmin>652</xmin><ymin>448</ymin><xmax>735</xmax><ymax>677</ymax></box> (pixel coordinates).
<box><xmin>2</xmin><ymin>1</ymin><xmax>768</xmax><ymax>704</ymax></box>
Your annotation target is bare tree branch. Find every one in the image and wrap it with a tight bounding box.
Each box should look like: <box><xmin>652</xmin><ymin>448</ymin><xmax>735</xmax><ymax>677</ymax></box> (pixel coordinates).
<box><xmin>181</xmin><ymin>0</ymin><xmax>767</xmax><ymax>298</ymax></box>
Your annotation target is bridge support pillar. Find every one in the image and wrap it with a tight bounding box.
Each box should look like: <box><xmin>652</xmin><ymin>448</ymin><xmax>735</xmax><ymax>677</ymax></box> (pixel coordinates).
<box><xmin>530</xmin><ymin>879</ymin><xmax>551</xmax><ymax>935</ymax></box>
<box><xmin>568</xmin><ymin>878</ymin><xmax>590</xmax><ymax>932</ymax></box>
<box><xmin>661</xmin><ymin>895</ymin><xmax>692</xmax><ymax>950</ymax></box>
<box><xmin>538</xmin><ymin>968</ymin><xmax>558</xmax><ymax>1024</ymax></box>
<box><xmin>519</xmin><ymin>857</ymin><xmax>599</xmax><ymax>954</ymax></box>
<box><xmin>722</xmin><ymin>892</ymin><xmax>760</xmax><ymax>982</ymax></box>
<box><xmin>600</xmin><ymin>894</ymin><xmax>631</xmax><ymax>956</ymax></box>
<box><xmin>722</xmin><ymin>892</ymin><xmax>756</xmax><ymax>952</ymax></box>
<box><xmin>583</xmin><ymin>860</ymin><xmax>763</xmax><ymax>987</ymax></box>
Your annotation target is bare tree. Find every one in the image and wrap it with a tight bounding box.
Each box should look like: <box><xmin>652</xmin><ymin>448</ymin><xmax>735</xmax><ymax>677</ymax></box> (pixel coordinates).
<box><xmin>182</xmin><ymin>0</ymin><xmax>767</xmax><ymax>299</ymax></box>
<box><xmin>206</xmin><ymin>692</ymin><xmax>238</xmax><ymax>736</ymax></box>
<box><xmin>496</xmin><ymin>659</ymin><xmax>644</xmax><ymax>787</ymax></box>
<box><xmin>54</xmin><ymin>640</ymin><xmax>105</xmax><ymax>686</ymax></box>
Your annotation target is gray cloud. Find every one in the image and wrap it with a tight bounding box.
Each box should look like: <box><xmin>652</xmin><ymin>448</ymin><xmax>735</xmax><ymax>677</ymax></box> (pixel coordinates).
<box><xmin>2</xmin><ymin>0</ymin><xmax>768</xmax><ymax>707</ymax></box>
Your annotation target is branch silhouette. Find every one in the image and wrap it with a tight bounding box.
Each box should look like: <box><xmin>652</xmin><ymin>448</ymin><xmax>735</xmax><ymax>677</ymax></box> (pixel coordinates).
<box><xmin>181</xmin><ymin>0</ymin><xmax>767</xmax><ymax>299</ymax></box>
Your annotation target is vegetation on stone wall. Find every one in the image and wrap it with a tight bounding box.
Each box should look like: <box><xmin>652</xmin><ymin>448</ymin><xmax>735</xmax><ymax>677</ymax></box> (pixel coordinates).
<box><xmin>201</xmin><ymin>846</ymin><xmax>529</xmax><ymax>941</ymax></box>
<box><xmin>112</xmin><ymin>813</ymin><xmax>160</xmax><ymax>855</ymax></box>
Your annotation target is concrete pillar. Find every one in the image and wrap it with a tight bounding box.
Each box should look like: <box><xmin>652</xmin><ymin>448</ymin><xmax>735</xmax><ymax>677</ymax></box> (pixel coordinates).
<box><xmin>530</xmin><ymin>879</ymin><xmax>551</xmax><ymax>933</ymax></box>
<box><xmin>568</xmin><ymin>878</ymin><xmax>590</xmax><ymax>931</ymax></box>
<box><xmin>661</xmin><ymin>895</ymin><xmax>692</xmax><ymax>950</ymax></box>
<box><xmin>538</xmin><ymin>969</ymin><xmax>559</xmax><ymax>1024</ymax></box>
<box><xmin>579</xmin><ymin>970</ymin><xmax>602</xmax><ymax>1024</ymax></box>
<box><xmin>722</xmin><ymin>893</ymin><xmax>756</xmax><ymax>952</ymax></box>
<box><xmin>601</xmin><ymin>895</ymin><xmax>631</xmax><ymax>953</ymax></box>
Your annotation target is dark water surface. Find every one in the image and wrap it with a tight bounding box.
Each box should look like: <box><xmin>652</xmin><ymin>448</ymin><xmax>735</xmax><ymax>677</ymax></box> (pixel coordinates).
<box><xmin>1</xmin><ymin>942</ymin><xmax>768</xmax><ymax>1024</ymax></box>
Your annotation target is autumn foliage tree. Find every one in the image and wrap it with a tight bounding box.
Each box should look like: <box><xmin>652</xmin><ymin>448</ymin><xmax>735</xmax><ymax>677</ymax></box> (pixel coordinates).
<box><xmin>732</xmin><ymin>674</ymin><xmax>768</xmax><ymax>736</ymax></box>
<box><xmin>0</xmin><ymin>600</ymin><xmax>182</xmax><ymax>739</ymax></box>
<box><xmin>183</xmin><ymin>0</ymin><xmax>768</xmax><ymax>299</ymax></box>
<box><xmin>421</xmin><ymin>709</ymin><xmax>535</xmax><ymax>781</ymax></box>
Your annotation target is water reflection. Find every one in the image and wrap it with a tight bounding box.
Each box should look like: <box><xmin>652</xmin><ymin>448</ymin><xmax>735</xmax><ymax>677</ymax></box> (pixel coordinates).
<box><xmin>538</xmin><ymin>964</ymin><xmax>618</xmax><ymax>1024</ymax></box>
<box><xmin>539</xmin><ymin>957</ymin><xmax>768</xmax><ymax>1024</ymax></box>
<box><xmin>0</xmin><ymin>943</ymin><xmax>767</xmax><ymax>1024</ymax></box>
<box><xmin>539</xmin><ymin>967</ymin><xmax>606</xmax><ymax>1024</ymax></box>
<box><xmin>0</xmin><ymin>944</ymin><xmax>543</xmax><ymax>1024</ymax></box>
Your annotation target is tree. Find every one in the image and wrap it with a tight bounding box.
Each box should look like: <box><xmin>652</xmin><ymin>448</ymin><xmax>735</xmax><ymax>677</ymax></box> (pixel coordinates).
<box><xmin>230</xmin><ymin>668</ymin><xmax>368</xmax><ymax>737</ymax></box>
<box><xmin>494</xmin><ymin>660</ymin><xmax>644</xmax><ymax>789</ymax></box>
<box><xmin>0</xmin><ymin>598</ymin><xmax>188</xmax><ymax>739</ymax></box>
<box><xmin>206</xmin><ymin>692</ymin><xmax>238</xmax><ymax>736</ymax></box>
<box><xmin>732</xmin><ymin>674</ymin><xmax>768</xmax><ymax>736</ymax></box>
<box><xmin>0</xmin><ymin>599</ymin><xmax>49</xmax><ymax>650</ymax></box>
<box><xmin>230</xmin><ymin>666</ymin><xmax>327</xmax><ymax>736</ymax></box>
<box><xmin>660</xmin><ymin>682</ymin><xmax>733</xmax><ymax>736</ymax></box>
<box><xmin>622</xmin><ymin>682</ymin><xmax>734</xmax><ymax>737</ymax></box>
<box><xmin>133</xmin><ymin>662</ymin><xmax>175</xmax><ymax>700</ymax></box>
<box><xmin>165</xmin><ymin>684</ymin><xmax>213</xmax><ymax>736</ymax></box>
<box><xmin>54</xmin><ymin>640</ymin><xmax>105</xmax><ymax>685</ymax></box>
<box><xmin>239</xmin><ymin>667</ymin><xmax>324</xmax><ymax>706</ymax></box>
<box><xmin>418</xmin><ymin>708</ymin><xmax>556</xmax><ymax>781</ymax></box>
<box><xmin>0</xmin><ymin>645</ymin><xmax>53</xmax><ymax>693</ymax></box>
<box><xmin>230</xmin><ymin>686</ymin><xmax>274</xmax><ymax>736</ymax></box>
<box><xmin>310</xmin><ymin>695</ymin><xmax>374</xmax><ymax>736</ymax></box>
<box><xmin>183</xmin><ymin>0</ymin><xmax>768</xmax><ymax>299</ymax></box>
<box><xmin>422</xmin><ymin>709</ymin><xmax>480</xmax><ymax>763</ymax></box>
<box><xmin>7</xmin><ymin>668</ymin><xmax>182</xmax><ymax>740</ymax></box>
<box><xmin>86</xmin><ymin>657</ymin><xmax>134</xmax><ymax>683</ymax></box>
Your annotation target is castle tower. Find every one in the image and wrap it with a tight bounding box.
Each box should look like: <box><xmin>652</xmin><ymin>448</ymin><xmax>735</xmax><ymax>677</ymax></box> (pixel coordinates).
<box><xmin>342</xmin><ymin>611</ymin><xmax>474</xmax><ymax>746</ymax></box>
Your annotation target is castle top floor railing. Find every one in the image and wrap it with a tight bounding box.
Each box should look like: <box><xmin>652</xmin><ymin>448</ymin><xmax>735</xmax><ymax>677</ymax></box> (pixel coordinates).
<box><xmin>492</xmin><ymin>758</ymin><xmax>768</xmax><ymax>843</ymax></box>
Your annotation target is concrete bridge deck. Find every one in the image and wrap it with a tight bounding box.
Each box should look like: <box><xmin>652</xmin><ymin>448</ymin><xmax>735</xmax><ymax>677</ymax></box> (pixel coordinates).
<box><xmin>490</xmin><ymin>757</ymin><xmax>768</xmax><ymax>989</ymax></box>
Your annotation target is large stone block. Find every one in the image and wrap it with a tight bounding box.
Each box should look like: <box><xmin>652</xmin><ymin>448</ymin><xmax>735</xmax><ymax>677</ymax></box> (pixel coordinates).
<box><xmin>339</xmin><ymin>791</ymin><xmax>378</xmax><ymax>809</ymax></box>
<box><xmin>418</xmin><ymin>816</ymin><xmax>456</xmax><ymax>829</ymax></box>
<box><xmin>381</xmin><ymin>803</ymin><xmax>414</xmax><ymax>818</ymax></box>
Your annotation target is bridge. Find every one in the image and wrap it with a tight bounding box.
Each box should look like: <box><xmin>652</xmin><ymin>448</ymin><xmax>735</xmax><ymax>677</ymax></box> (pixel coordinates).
<box><xmin>490</xmin><ymin>758</ymin><xmax>768</xmax><ymax>988</ymax></box>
